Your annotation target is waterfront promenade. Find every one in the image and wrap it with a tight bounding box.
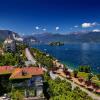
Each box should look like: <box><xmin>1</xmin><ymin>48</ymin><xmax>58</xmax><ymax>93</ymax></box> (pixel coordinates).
<box><xmin>25</xmin><ymin>48</ymin><xmax>36</xmax><ymax>65</ymax></box>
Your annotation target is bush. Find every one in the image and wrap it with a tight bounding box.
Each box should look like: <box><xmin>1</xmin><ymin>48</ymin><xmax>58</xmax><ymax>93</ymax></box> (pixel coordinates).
<box><xmin>78</xmin><ymin>66</ymin><xmax>91</xmax><ymax>73</ymax></box>
<box><xmin>73</xmin><ymin>70</ymin><xmax>78</xmax><ymax>78</ymax></box>
<box><xmin>11</xmin><ymin>90</ymin><xmax>24</xmax><ymax>100</ymax></box>
<box><xmin>97</xmin><ymin>74</ymin><xmax>100</xmax><ymax>80</ymax></box>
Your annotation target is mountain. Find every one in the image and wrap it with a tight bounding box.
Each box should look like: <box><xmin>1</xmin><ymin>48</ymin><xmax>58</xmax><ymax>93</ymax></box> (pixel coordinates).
<box><xmin>0</xmin><ymin>30</ymin><xmax>38</xmax><ymax>45</ymax></box>
<box><xmin>33</xmin><ymin>33</ymin><xmax>67</xmax><ymax>43</ymax></box>
<box><xmin>23</xmin><ymin>35</ymin><xmax>39</xmax><ymax>45</ymax></box>
<box><xmin>33</xmin><ymin>31</ymin><xmax>100</xmax><ymax>43</ymax></box>
<box><xmin>0</xmin><ymin>30</ymin><xmax>20</xmax><ymax>41</ymax></box>
<box><xmin>1</xmin><ymin>30</ymin><xmax>100</xmax><ymax>44</ymax></box>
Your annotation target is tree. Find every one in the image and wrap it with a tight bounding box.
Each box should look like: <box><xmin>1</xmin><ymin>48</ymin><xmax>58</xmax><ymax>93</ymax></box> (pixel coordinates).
<box><xmin>73</xmin><ymin>70</ymin><xmax>78</xmax><ymax>78</ymax></box>
<box><xmin>96</xmin><ymin>74</ymin><xmax>100</xmax><ymax>80</ymax></box>
<box><xmin>87</xmin><ymin>73</ymin><xmax>93</xmax><ymax>81</ymax></box>
<box><xmin>11</xmin><ymin>90</ymin><xmax>24</xmax><ymax>100</ymax></box>
<box><xmin>78</xmin><ymin>66</ymin><xmax>91</xmax><ymax>73</ymax></box>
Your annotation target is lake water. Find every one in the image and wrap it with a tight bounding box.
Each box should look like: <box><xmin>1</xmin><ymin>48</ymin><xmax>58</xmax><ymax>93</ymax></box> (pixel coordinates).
<box><xmin>32</xmin><ymin>43</ymin><xmax>100</xmax><ymax>74</ymax></box>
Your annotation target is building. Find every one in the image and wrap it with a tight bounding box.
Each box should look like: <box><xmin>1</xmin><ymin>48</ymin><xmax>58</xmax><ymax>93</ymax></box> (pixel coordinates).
<box><xmin>0</xmin><ymin>66</ymin><xmax>14</xmax><ymax>76</ymax></box>
<box><xmin>3</xmin><ymin>36</ymin><xmax>16</xmax><ymax>52</ymax></box>
<box><xmin>0</xmin><ymin>66</ymin><xmax>44</xmax><ymax>97</ymax></box>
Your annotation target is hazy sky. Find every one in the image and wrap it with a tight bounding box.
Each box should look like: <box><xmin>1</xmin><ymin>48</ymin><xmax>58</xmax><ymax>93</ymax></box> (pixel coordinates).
<box><xmin>0</xmin><ymin>0</ymin><xmax>100</xmax><ymax>35</ymax></box>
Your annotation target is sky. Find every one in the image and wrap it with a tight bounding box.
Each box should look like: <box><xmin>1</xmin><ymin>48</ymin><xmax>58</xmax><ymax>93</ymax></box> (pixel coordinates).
<box><xmin>0</xmin><ymin>0</ymin><xmax>100</xmax><ymax>35</ymax></box>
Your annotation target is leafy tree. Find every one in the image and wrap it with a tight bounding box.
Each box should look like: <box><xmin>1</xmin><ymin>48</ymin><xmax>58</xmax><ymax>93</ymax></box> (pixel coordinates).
<box><xmin>78</xmin><ymin>66</ymin><xmax>91</xmax><ymax>73</ymax></box>
<box><xmin>31</xmin><ymin>48</ymin><xmax>53</xmax><ymax>68</ymax></box>
<box><xmin>43</xmin><ymin>73</ymin><xmax>92</xmax><ymax>100</ymax></box>
<box><xmin>11</xmin><ymin>90</ymin><xmax>24</xmax><ymax>100</ymax></box>
<box><xmin>73</xmin><ymin>70</ymin><xmax>78</xmax><ymax>78</ymax></box>
<box><xmin>97</xmin><ymin>74</ymin><xmax>100</xmax><ymax>80</ymax></box>
<box><xmin>87</xmin><ymin>73</ymin><xmax>93</xmax><ymax>81</ymax></box>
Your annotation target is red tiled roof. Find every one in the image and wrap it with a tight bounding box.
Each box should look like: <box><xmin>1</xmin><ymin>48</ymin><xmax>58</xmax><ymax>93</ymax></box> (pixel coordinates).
<box><xmin>0</xmin><ymin>66</ymin><xmax>14</xmax><ymax>75</ymax></box>
<box><xmin>10</xmin><ymin>67</ymin><xmax>43</xmax><ymax>79</ymax></box>
<box><xmin>22</xmin><ymin>67</ymin><xmax>43</xmax><ymax>76</ymax></box>
<box><xmin>10</xmin><ymin>68</ymin><xmax>32</xmax><ymax>79</ymax></box>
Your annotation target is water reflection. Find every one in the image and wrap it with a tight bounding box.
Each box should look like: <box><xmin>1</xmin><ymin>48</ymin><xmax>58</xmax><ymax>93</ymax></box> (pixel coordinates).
<box><xmin>81</xmin><ymin>43</ymin><xmax>90</xmax><ymax>50</ymax></box>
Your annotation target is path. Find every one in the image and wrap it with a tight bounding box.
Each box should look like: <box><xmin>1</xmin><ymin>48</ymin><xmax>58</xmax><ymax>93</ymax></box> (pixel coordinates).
<box><xmin>25</xmin><ymin>48</ymin><xmax>36</xmax><ymax>65</ymax></box>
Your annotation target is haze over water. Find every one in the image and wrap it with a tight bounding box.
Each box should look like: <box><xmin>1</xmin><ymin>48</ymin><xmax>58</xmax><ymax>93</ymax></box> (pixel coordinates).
<box><xmin>32</xmin><ymin>43</ymin><xmax>100</xmax><ymax>74</ymax></box>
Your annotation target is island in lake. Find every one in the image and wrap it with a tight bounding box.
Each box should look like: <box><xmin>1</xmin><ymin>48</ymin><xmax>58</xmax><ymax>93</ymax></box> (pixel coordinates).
<box><xmin>49</xmin><ymin>41</ymin><xmax>64</xmax><ymax>46</ymax></box>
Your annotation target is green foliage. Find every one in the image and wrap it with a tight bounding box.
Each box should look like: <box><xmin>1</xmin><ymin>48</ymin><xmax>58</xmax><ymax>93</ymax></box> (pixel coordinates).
<box><xmin>44</xmin><ymin>73</ymin><xmax>93</xmax><ymax>100</ymax></box>
<box><xmin>78</xmin><ymin>66</ymin><xmax>91</xmax><ymax>73</ymax></box>
<box><xmin>77</xmin><ymin>72</ymin><xmax>89</xmax><ymax>79</ymax></box>
<box><xmin>31</xmin><ymin>48</ymin><xmax>53</xmax><ymax>68</ymax></box>
<box><xmin>0</xmin><ymin>53</ymin><xmax>20</xmax><ymax>66</ymax></box>
<box><xmin>11</xmin><ymin>90</ymin><xmax>24</xmax><ymax>100</ymax></box>
<box><xmin>87</xmin><ymin>73</ymin><xmax>93</xmax><ymax>81</ymax></box>
<box><xmin>72</xmin><ymin>87</ymin><xmax>92</xmax><ymax>100</ymax></box>
<box><xmin>0</xmin><ymin>44</ymin><xmax>26</xmax><ymax>66</ymax></box>
<box><xmin>96</xmin><ymin>74</ymin><xmax>100</xmax><ymax>80</ymax></box>
<box><xmin>44</xmin><ymin>72</ymin><xmax>50</xmax><ymax>81</ymax></box>
<box><xmin>16</xmin><ymin>44</ymin><xmax>28</xmax><ymax>52</ymax></box>
<box><xmin>73</xmin><ymin>70</ymin><xmax>78</xmax><ymax>78</ymax></box>
<box><xmin>48</xmin><ymin>78</ymin><xmax>71</xmax><ymax>96</ymax></box>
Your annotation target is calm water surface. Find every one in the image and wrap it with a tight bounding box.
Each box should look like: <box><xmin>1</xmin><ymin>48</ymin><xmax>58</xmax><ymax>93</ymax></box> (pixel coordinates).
<box><xmin>32</xmin><ymin>43</ymin><xmax>100</xmax><ymax>74</ymax></box>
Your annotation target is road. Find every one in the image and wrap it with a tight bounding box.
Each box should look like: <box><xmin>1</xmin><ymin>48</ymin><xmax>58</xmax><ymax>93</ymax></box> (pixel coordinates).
<box><xmin>25</xmin><ymin>48</ymin><xmax>36</xmax><ymax>65</ymax></box>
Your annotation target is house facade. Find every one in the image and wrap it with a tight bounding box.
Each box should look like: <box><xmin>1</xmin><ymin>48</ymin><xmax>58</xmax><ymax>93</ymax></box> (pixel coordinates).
<box><xmin>0</xmin><ymin>66</ymin><xmax>44</xmax><ymax>97</ymax></box>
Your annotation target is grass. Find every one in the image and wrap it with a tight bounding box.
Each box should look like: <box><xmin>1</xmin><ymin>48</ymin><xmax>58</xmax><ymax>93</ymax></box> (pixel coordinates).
<box><xmin>77</xmin><ymin>72</ymin><xmax>89</xmax><ymax>79</ymax></box>
<box><xmin>71</xmin><ymin>72</ymin><xmax>89</xmax><ymax>79</ymax></box>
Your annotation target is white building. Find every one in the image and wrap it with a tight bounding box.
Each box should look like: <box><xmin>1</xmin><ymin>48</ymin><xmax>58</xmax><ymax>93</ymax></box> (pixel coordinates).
<box><xmin>3</xmin><ymin>36</ymin><xmax>16</xmax><ymax>52</ymax></box>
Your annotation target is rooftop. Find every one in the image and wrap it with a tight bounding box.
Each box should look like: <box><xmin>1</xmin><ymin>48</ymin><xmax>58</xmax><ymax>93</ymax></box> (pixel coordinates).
<box><xmin>0</xmin><ymin>66</ymin><xmax>43</xmax><ymax>79</ymax></box>
<box><xmin>0</xmin><ymin>66</ymin><xmax>14</xmax><ymax>75</ymax></box>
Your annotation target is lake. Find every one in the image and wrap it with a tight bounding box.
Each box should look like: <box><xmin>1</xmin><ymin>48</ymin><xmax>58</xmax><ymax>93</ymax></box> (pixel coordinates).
<box><xmin>32</xmin><ymin>43</ymin><xmax>100</xmax><ymax>74</ymax></box>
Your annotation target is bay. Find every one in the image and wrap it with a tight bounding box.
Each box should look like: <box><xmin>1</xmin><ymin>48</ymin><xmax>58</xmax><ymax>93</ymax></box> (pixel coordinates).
<box><xmin>32</xmin><ymin>43</ymin><xmax>100</xmax><ymax>74</ymax></box>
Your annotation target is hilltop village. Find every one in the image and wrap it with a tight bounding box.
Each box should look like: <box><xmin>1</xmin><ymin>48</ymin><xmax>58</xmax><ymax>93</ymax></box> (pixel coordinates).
<box><xmin>0</xmin><ymin>35</ymin><xmax>100</xmax><ymax>100</ymax></box>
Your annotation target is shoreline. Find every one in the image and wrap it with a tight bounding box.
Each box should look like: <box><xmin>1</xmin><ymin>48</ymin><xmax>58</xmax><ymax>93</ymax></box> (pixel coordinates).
<box><xmin>32</xmin><ymin>45</ymin><xmax>99</xmax><ymax>74</ymax></box>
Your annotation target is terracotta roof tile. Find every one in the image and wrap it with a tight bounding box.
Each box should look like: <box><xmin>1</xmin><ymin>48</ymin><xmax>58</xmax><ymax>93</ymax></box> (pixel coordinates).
<box><xmin>10</xmin><ymin>67</ymin><xmax>43</xmax><ymax>79</ymax></box>
<box><xmin>23</xmin><ymin>67</ymin><xmax>43</xmax><ymax>76</ymax></box>
<box><xmin>0</xmin><ymin>66</ymin><xmax>14</xmax><ymax>75</ymax></box>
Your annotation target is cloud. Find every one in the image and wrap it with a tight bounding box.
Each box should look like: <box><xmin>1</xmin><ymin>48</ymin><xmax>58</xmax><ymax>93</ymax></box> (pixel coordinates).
<box><xmin>35</xmin><ymin>26</ymin><xmax>40</xmax><ymax>30</ymax></box>
<box><xmin>82</xmin><ymin>22</ymin><xmax>98</xmax><ymax>28</ymax></box>
<box><xmin>43</xmin><ymin>28</ymin><xmax>46</xmax><ymax>31</ymax></box>
<box><xmin>74</xmin><ymin>25</ymin><xmax>78</xmax><ymax>28</ymax></box>
<box><xmin>56</xmin><ymin>26</ymin><xmax>60</xmax><ymax>31</ymax></box>
<box><xmin>92</xmin><ymin>29</ymin><xmax>100</xmax><ymax>32</ymax></box>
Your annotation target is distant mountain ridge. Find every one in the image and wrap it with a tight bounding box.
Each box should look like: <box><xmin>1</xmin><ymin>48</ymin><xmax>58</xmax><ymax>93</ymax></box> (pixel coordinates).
<box><xmin>0</xmin><ymin>30</ymin><xmax>20</xmax><ymax>41</ymax></box>
<box><xmin>33</xmin><ymin>31</ymin><xmax>100</xmax><ymax>43</ymax></box>
<box><xmin>0</xmin><ymin>30</ymin><xmax>38</xmax><ymax>44</ymax></box>
<box><xmin>23</xmin><ymin>35</ymin><xmax>39</xmax><ymax>44</ymax></box>
<box><xmin>1</xmin><ymin>30</ymin><xmax>100</xmax><ymax>44</ymax></box>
